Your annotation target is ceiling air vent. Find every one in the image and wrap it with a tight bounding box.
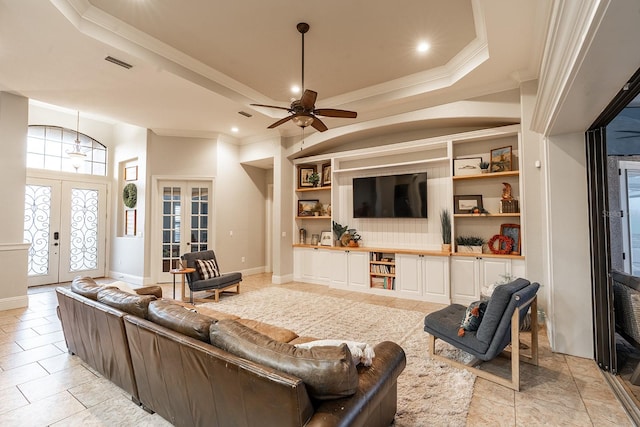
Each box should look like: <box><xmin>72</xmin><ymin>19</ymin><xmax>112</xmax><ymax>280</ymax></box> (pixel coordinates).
<box><xmin>238</xmin><ymin>111</ymin><xmax>252</xmax><ymax>118</ymax></box>
<box><xmin>105</xmin><ymin>56</ymin><xmax>133</xmax><ymax>69</ymax></box>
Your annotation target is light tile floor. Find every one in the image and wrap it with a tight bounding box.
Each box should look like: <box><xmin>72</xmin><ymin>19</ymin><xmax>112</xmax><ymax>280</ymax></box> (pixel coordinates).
<box><xmin>0</xmin><ymin>273</ymin><xmax>633</xmax><ymax>426</ymax></box>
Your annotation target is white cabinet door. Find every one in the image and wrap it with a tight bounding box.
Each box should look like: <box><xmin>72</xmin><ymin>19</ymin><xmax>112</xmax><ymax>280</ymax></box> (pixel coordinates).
<box><xmin>450</xmin><ymin>256</ymin><xmax>479</xmax><ymax>304</ymax></box>
<box><xmin>330</xmin><ymin>250</ymin><xmax>367</xmax><ymax>289</ymax></box>
<box><xmin>451</xmin><ymin>256</ymin><xmax>514</xmax><ymax>304</ymax></box>
<box><xmin>480</xmin><ymin>258</ymin><xmax>510</xmax><ymax>289</ymax></box>
<box><xmin>294</xmin><ymin>247</ymin><xmax>331</xmax><ymax>284</ymax></box>
<box><xmin>511</xmin><ymin>259</ymin><xmax>526</xmax><ymax>279</ymax></box>
<box><xmin>293</xmin><ymin>248</ymin><xmax>303</xmax><ymax>280</ymax></box>
<box><xmin>330</xmin><ymin>250</ymin><xmax>349</xmax><ymax>288</ymax></box>
<box><xmin>396</xmin><ymin>254</ymin><xmax>423</xmax><ymax>297</ymax></box>
<box><xmin>347</xmin><ymin>251</ymin><xmax>369</xmax><ymax>289</ymax></box>
<box><xmin>424</xmin><ymin>256</ymin><xmax>450</xmax><ymax>304</ymax></box>
<box><xmin>316</xmin><ymin>249</ymin><xmax>332</xmax><ymax>283</ymax></box>
<box><xmin>301</xmin><ymin>248</ymin><xmax>316</xmax><ymax>282</ymax></box>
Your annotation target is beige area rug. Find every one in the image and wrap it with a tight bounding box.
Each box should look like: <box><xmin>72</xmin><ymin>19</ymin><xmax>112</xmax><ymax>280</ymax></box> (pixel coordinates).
<box><xmin>200</xmin><ymin>287</ymin><xmax>475</xmax><ymax>426</ymax></box>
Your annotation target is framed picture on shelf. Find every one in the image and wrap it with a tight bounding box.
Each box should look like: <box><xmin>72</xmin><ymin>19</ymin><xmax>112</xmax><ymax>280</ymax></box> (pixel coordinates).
<box><xmin>320</xmin><ymin>231</ymin><xmax>333</xmax><ymax>246</ymax></box>
<box><xmin>298</xmin><ymin>199</ymin><xmax>318</xmax><ymax>216</ymax></box>
<box><xmin>321</xmin><ymin>163</ymin><xmax>331</xmax><ymax>186</ymax></box>
<box><xmin>500</xmin><ymin>223</ymin><xmax>520</xmax><ymax>254</ymax></box>
<box><xmin>453</xmin><ymin>157</ymin><xmax>482</xmax><ymax>176</ymax></box>
<box><xmin>453</xmin><ymin>195</ymin><xmax>483</xmax><ymax>214</ymax></box>
<box><xmin>490</xmin><ymin>146</ymin><xmax>512</xmax><ymax>172</ymax></box>
<box><xmin>298</xmin><ymin>165</ymin><xmax>317</xmax><ymax>188</ymax></box>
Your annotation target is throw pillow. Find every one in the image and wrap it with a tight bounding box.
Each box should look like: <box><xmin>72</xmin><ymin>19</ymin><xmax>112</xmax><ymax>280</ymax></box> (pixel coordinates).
<box><xmin>195</xmin><ymin>258</ymin><xmax>220</xmax><ymax>279</ymax></box>
<box><xmin>295</xmin><ymin>339</ymin><xmax>375</xmax><ymax>366</ymax></box>
<box><xmin>458</xmin><ymin>300</ymin><xmax>487</xmax><ymax>337</ymax></box>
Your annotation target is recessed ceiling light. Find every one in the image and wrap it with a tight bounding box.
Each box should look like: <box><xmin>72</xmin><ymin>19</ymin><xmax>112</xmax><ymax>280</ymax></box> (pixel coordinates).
<box><xmin>231</xmin><ymin>127</ymin><xmax>239</xmax><ymax>133</ymax></box>
<box><xmin>291</xmin><ymin>85</ymin><xmax>300</xmax><ymax>94</ymax></box>
<box><xmin>417</xmin><ymin>42</ymin><xmax>430</xmax><ymax>53</ymax></box>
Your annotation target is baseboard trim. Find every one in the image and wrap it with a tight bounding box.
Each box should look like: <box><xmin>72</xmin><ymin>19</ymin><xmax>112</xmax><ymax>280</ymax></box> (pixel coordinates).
<box><xmin>0</xmin><ymin>295</ymin><xmax>29</xmax><ymax>311</ymax></box>
<box><xmin>272</xmin><ymin>274</ymin><xmax>293</xmax><ymax>284</ymax></box>
<box><xmin>240</xmin><ymin>266</ymin><xmax>265</xmax><ymax>276</ymax></box>
<box><xmin>107</xmin><ymin>271</ymin><xmax>145</xmax><ymax>286</ymax></box>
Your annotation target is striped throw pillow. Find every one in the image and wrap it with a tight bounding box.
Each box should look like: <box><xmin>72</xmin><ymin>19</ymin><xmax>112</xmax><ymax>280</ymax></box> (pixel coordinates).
<box><xmin>195</xmin><ymin>258</ymin><xmax>220</xmax><ymax>280</ymax></box>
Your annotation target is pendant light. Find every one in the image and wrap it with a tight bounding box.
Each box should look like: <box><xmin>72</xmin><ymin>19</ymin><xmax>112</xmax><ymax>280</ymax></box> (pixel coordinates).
<box><xmin>67</xmin><ymin>111</ymin><xmax>86</xmax><ymax>171</ymax></box>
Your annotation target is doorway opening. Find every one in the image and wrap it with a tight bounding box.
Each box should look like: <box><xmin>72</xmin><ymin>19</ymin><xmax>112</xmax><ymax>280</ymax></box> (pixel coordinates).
<box><xmin>588</xmin><ymin>67</ymin><xmax>640</xmax><ymax>422</ymax></box>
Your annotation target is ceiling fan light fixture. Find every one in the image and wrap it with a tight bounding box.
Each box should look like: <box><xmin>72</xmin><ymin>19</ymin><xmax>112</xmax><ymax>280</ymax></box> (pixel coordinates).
<box><xmin>291</xmin><ymin>85</ymin><xmax>300</xmax><ymax>94</ymax></box>
<box><xmin>292</xmin><ymin>115</ymin><xmax>314</xmax><ymax>128</ymax></box>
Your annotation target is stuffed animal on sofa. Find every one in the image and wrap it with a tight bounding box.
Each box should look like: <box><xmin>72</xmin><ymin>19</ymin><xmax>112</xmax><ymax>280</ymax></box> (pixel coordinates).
<box><xmin>295</xmin><ymin>340</ymin><xmax>376</xmax><ymax>366</ymax></box>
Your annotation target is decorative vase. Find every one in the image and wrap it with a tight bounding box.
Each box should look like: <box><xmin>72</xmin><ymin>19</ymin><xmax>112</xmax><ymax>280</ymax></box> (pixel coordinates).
<box><xmin>441</xmin><ymin>243</ymin><xmax>451</xmax><ymax>252</ymax></box>
<box><xmin>481</xmin><ymin>169</ymin><xmax>489</xmax><ymax>174</ymax></box>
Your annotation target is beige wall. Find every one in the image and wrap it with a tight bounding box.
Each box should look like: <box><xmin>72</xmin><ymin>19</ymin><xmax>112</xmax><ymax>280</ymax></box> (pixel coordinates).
<box><xmin>0</xmin><ymin>93</ymin><xmax>29</xmax><ymax>309</ymax></box>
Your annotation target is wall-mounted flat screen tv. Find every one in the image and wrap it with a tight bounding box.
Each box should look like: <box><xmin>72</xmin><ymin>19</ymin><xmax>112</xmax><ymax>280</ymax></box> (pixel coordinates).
<box><xmin>353</xmin><ymin>173</ymin><xmax>428</xmax><ymax>218</ymax></box>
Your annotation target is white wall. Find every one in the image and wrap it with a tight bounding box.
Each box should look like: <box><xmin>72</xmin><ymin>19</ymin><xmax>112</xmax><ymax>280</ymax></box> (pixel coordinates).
<box><xmin>520</xmin><ymin>81</ymin><xmax>548</xmax><ymax>312</ymax></box>
<box><xmin>0</xmin><ymin>93</ymin><xmax>29</xmax><ymax>309</ymax></box>
<box><xmin>545</xmin><ymin>132</ymin><xmax>593</xmax><ymax>358</ymax></box>
<box><xmin>109</xmin><ymin>123</ymin><xmax>148</xmax><ymax>283</ymax></box>
<box><xmin>215</xmin><ymin>138</ymin><xmax>267</xmax><ymax>274</ymax></box>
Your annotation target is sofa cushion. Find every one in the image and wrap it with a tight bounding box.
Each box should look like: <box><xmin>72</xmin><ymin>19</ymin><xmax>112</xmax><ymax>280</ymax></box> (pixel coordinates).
<box><xmin>236</xmin><ymin>318</ymin><xmax>298</xmax><ymax>343</ymax></box>
<box><xmin>195</xmin><ymin>258</ymin><xmax>220</xmax><ymax>280</ymax></box>
<box><xmin>71</xmin><ymin>276</ymin><xmax>106</xmax><ymax>300</ymax></box>
<box><xmin>210</xmin><ymin>319</ymin><xmax>358</xmax><ymax>400</ymax></box>
<box><xmin>97</xmin><ymin>287</ymin><xmax>156</xmax><ymax>319</ymax></box>
<box><xmin>148</xmin><ymin>300</ymin><xmax>214</xmax><ymax>343</ymax></box>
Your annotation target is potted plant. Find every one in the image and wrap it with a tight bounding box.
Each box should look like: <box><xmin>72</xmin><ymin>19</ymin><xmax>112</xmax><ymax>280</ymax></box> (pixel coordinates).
<box><xmin>347</xmin><ymin>228</ymin><xmax>362</xmax><ymax>247</ymax></box>
<box><xmin>332</xmin><ymin>221</ymin><xmax>348</xmax><ymax>245</ymax></box>
<box><xmin>440</xmin><ymin>209</ymin><xmax>451</xmax><ymax>252</ymax></box>
<box><xmin>312</xmin><ymin>201</ymin><xmax>323</xmax><ymax>216</ymax></box>
<box><xmin>308</xmin><ymin>172</ymin><xmax>320</xmax><ymax>187</ymax></box>
<box><xmin>456</xmin><ymin>235</ymin><xmax>486</xmax><ymax>254</ymax></box>
<box><xmin>480</xmin><ymin>160</ymin><xmax>490</xmax><ymax>173</ymax></box>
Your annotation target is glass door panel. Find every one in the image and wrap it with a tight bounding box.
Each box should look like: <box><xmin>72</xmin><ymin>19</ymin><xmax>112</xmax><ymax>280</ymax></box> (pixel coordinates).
<box><xmin>157</xmin><ymin>180</ymin><xmax>212</xmax><ymax>282</ymax></box>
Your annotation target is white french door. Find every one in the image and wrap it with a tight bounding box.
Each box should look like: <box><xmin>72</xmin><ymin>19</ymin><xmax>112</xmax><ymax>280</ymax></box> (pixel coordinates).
<box><xmin>24</xmin><ymin>178</ymin><xmax>107</xmax><ymax>286</ymax></box>
<box><xmin>157</xmin><ymin>180</ymin><xmax>212</xmax><ymax>283</ymax></box>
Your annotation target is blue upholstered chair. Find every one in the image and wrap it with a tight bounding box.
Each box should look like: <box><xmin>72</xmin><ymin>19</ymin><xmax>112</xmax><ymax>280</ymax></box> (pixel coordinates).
<box><xmin>181</xmin><ymin>250</ymin><xmax>242</xmax><ymax>303</ymax></box>
<box><xmin>423</xmin><ymin>278</ymin><xmax>539</xmax><ymax>391</ymax></box>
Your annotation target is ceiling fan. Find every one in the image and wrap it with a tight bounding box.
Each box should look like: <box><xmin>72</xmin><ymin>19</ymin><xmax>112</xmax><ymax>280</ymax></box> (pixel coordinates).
<box><xmin>251</xmin><ymin>22</ymin><xmax>357</xmax><ymax>132</ymax></box>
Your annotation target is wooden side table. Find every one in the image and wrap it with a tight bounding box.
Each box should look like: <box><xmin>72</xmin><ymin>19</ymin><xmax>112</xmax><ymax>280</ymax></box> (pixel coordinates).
<box><xmin>169</xmin><ymin>268</ymin><xmax>195</xmax><ymax>300</ymax></box>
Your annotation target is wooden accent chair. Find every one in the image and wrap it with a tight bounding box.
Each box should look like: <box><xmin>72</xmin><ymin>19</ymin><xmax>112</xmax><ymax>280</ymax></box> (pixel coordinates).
<box><xmin>423</xmin><ymin>278</ymin><xmax>539</xmax><ymax>391</ymax></box>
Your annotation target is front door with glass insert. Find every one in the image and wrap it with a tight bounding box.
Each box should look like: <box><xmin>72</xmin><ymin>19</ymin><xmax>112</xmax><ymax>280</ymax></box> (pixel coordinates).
<box><xmin>24</xmin><ymin>178</ymin><xmax>107</xmax><ymax>286</ymax></box>
<box><xmin>158</xmin><ymin>180</ymin><xmax>211</xmax><ymax>282</ymax></box>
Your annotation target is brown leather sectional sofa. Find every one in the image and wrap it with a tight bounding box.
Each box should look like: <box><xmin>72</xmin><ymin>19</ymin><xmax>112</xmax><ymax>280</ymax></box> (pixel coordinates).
<box><xmin>56</xmin><ymin>278</ymin><xmax>406</xmax><ymax>427</ymax></box>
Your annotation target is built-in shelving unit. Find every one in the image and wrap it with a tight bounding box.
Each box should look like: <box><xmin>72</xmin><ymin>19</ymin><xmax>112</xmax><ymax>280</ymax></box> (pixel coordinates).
<box><xmin>370</xmin><ymin>252</ymin><xmax>396</xmax><ymax>290</ymax></box>
<box><xmin>291</xmin><ymin>124</ymin><xmax>525</xmax><ymax>304</ymax></box>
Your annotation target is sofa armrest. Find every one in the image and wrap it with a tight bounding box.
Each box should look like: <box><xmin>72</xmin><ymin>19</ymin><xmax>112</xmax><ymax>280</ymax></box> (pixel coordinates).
<box><xmin>135</xmin><ymin>285</ymin><xmax>163</xmax><ymax>299</ymax></box>
<box><xmin>306</xmin><ymin>341</ymin><xmax>406</xmax><ymax>427</ymax></box>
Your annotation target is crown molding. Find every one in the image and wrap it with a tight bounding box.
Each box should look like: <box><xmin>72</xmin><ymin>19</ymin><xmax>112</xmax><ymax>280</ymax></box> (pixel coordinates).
<box><xmin>531</xmin><ymin>0</ymin><xmax>610</xmax><ymax>136</ymax></box>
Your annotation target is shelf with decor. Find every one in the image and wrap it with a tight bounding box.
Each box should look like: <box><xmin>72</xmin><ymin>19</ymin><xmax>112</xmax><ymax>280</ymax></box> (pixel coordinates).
<box><xmin>296</xmin><ymin>186</ymin><xmax>331</xmax><ymax>192</ymax></box>
<box><xmin>369</xmin><ymin>252</ymin><xmax>396</xmax><ymax>290</ymax></box>
<box><xmin>451</xmin><ymin>129</ymin><xmax>523</xmax><ymax>260</ymax></box>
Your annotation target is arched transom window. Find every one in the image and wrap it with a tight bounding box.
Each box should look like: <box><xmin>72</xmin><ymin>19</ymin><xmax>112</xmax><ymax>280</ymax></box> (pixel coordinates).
<box><xmin>27</xmin><ymin>125</ymin><xmax>107</xmax><ymax>176</ymax></box>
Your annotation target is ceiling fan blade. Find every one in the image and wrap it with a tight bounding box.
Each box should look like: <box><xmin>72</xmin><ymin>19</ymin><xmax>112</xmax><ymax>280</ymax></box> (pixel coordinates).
<box><xmin>314</xmin><ymin>108</ymin><xmax>357</xmax><ymax>118</ymax></box>
<box><xmin>300</xmin><ymin>90</ymin><xmax>317</xmax><ymax>110</ymax></box>
<box><xmin>250</xmin><ymin>103</ymin><xmax>291</xmax><ymax>112</ymax></box>
<box><xmin>267</xmin><ymin>115</ymin><xmax>295</xmax><ymax>129</ymax></box>
<box><xmin>311</xmin><ymin>116</ymin><xmax>328</xmax><ymax>132</ymax></box>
